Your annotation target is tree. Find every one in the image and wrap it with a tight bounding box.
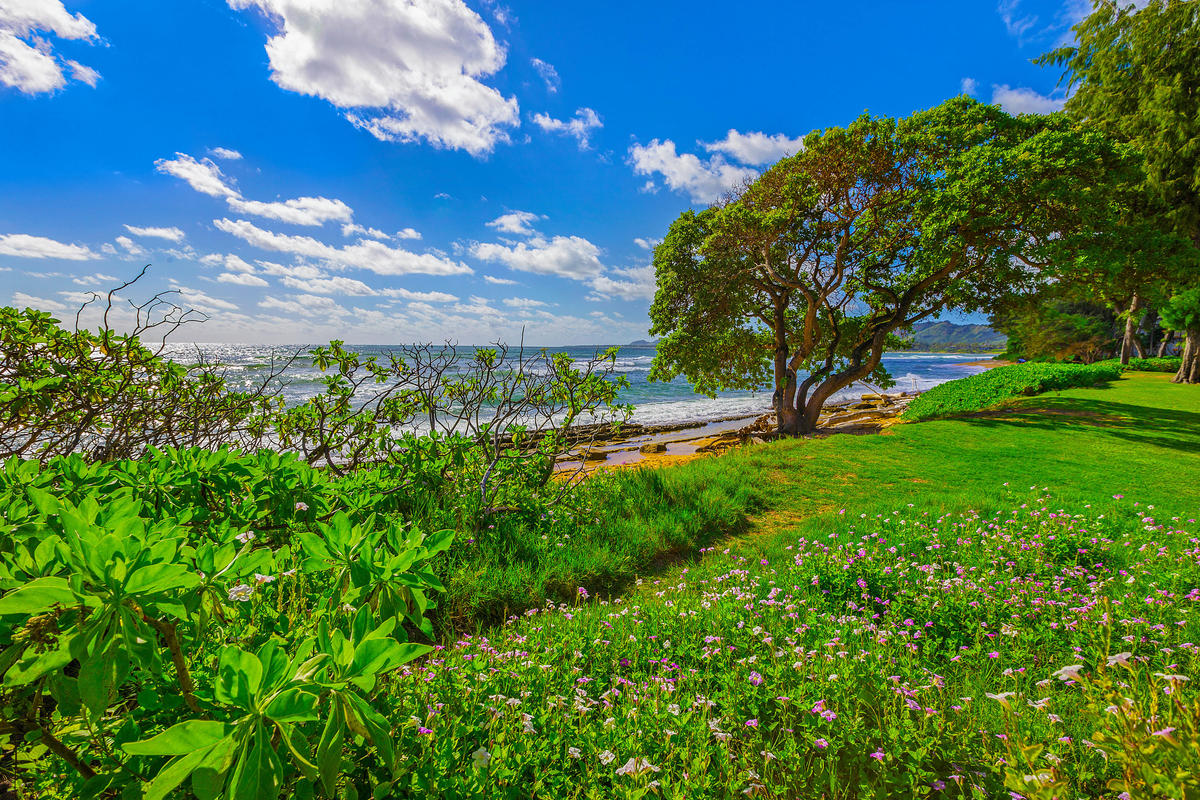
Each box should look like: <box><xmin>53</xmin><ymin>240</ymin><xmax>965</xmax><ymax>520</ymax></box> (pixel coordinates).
<box><xmin>1040</xmin><ymin>0</ymin><xmax>1200</xmax><ymax>381</ymax></box>
<box><xmin>1160</xmin><ymin>286</ymin><xmax>1200</xmax><ymax>382</ymax></box>
<box><xmin>649</xmin><ymin>97</ymin><xmax>1136</xmax><ymax>434</ymax></box>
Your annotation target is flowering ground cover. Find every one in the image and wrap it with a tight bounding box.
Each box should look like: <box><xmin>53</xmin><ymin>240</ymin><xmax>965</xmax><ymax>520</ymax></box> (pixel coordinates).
<box><xmin>375</xmin><ymin>489</ymin><xmax>1200</xmax><ymax>798</ymax></box>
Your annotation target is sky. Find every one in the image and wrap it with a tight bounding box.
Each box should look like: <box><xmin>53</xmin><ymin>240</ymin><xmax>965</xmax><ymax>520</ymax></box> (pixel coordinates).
<box><xmin>0</xmin><ymin>0</ymin><xmax>1098</xmax><ymax>345</ymax></box>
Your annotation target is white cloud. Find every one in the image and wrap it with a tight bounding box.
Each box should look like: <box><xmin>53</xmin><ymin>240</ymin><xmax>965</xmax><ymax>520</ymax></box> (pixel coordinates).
<box><xmin>217</xmin><ymin>271</ymin><xmax>269</xmax><ymax>287</ymax></box>
<box><xmin>280</xmin><ymin>275</ymin><xmax>376</xmax><ymax>295</ymax></box>
<box><xmin>210</xmin><ymin>147</ymin><xmax>243</xmax><ymax>160</ymax></box>
<box><xmin>530</xmin><ymin>57</ymin><xmax>559</xmax><ymax>93</ymax></box>
<box><xmin>961</xmin><ymin>77</ymin><xmax>978</xmax><ymax>96</ymax></box>
<box><xmin>633</xmin><ymin>237</ymin><xmax>660</xmax><ymax>250</ymax></box>
<box><xmin>176</xmin><ymin>287</ymin><xmax>240</xmax><ymax>313</ymax></box>
<box><xmin>124</xmin><ymin>224</ymin><xmax>186</xmax><ymax>242</ymax></box>
<box><xmin>0</xmin><ymin>233</ymin><xmax>97</xmax><ymax>260</ymax></box>
<box><xmin>471</xmin><ymin>234</ymin><xmax>605</xmax><ymax>280</ymax></box>
<box><xmin>228</xmin><ymin>0</ymin><xmax>520</xmax><ymax>155</ymax></box>
<box><xmin>228</xmin><ymin>195</ymin><xmax>353</xmax><ymax>226</ymax></box>
<box><xmin>702</xmin><ymin>130</ymin><xmax>804</xmax><ymax>166</ymax></box>
<box><xmin>628</xmin><ymin>139</ymin><xmax>757</xmax><ymax>204</ymax></box>
<box><xmin>532</xmin><ymin>107</ymin><xmax>601</xmax><ymax>149</ymax></box>
<box><xmin>396</xmin><ymin>227</ymin><xmax>421</xmax><ymax>240</ymax></box>
<box><xmin>502</xmin><ymin>296</ymin><xmax>547</xmax><ymax>308</ymax></box>
<box><xmin>259</xmin><ymin>293</ymin><xmax>349</xmax><ymax>318</ymax></box>
<box><xmin>114</xmin><ymin>235</ymin><xmax>146</xmax><ymax>256</ymax></box>
<box><xmin>588</xmin><ymin>264</ymin><xmax>655</xmax><ymax>301</ymax></box>
<box><xmin>71</xmin><ymin>272</ymin><xmax>118</xmax><ymax>286</ymax></box>
<box><xmin>12</xmin><ymin>291</ymin><xmax>69</xmax><ymax>312</ymax></box>
<box><xmin>155</xmin><ymin>153</ymin><xmax>239</xmax><ymax>199</ymax></box>
<box><xmin>998</xmin><ymin>0</ymin><xmax>1039</xmax><ymax>41</ymax></box>
<box><xmin>214</xmin><ymin>217</ymin><xmax>474</xmax><ymax>276</ymax></box>
<box><xmin>379</xmin><ymin>287</ymin><xmax>458</xmax><ymax>302</ymax></box>
<box><xmin>342</xmin><ymin>222</ymin><xmax>390</xmax><ymax>240</ymax></box>
<box><xmin>483</xmin><ymin>274</ymin><xmax>517</xmax><ymax>285</ymax></box>
<box><xmin>486</xmin><ymin>210</ymin><xmax>543</xmax><ymax>236</ymax></box>
<box><xmin>0</xmin><ymin>1</ymin><xmax>99</xmax><ymax>95</ymax></box>
<box><xmin>992</xmin><ymin>84</ymin><xmax>1066</xmax><ymax>114</ymax></box>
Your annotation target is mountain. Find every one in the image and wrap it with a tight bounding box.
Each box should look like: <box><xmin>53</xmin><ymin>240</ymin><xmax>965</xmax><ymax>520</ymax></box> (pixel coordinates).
<box><xmin>905</xmin><ymin>322</ymin><xmax>1006</xmax><ymax>352</ymax></box>
<box><xmin>625</xmin><ymin>339</ymin><xmax>659</xmax><ymax>347</ymax></box>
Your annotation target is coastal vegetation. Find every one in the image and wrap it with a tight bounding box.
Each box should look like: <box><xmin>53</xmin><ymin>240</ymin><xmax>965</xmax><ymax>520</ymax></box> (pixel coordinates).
<box><xmin>3</xmin><ymin>2</ymin><xmax>1200</xmax><ymax>798</ymax></box>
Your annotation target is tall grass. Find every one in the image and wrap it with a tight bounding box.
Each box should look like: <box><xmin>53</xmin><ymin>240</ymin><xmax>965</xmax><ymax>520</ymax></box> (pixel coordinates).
<box><xmin>902</xmin><ymin>362</ymin><xmax>1122</xmax><ymax>421</ymax></box>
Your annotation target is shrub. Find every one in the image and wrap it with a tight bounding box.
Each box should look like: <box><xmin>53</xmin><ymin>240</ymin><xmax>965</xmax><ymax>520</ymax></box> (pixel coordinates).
<box><xmin>902</xmin><ymin>362</ymin><xmax>1122</xmax><ymax>421</ymax></box>
<box><xmin>1095</xmin><ymin>356</ymin><xmax>1184</xmax><ymax>372</ymax></box>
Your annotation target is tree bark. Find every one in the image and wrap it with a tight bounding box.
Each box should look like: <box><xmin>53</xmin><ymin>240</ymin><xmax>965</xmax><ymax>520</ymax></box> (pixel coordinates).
<box><xmin>1174</xmin><ymin>327</ymin><xmax>1200</xmax><ymax>384</ymax></box>
<box><xmin>1157</xmin><ymin>330</ymin><xmax>1175</xmax><ymax>358</ymax></box>
<box><xmin>1120</xmin><ymin>293</ymin><xmax>1144</xmax><ymax>366</ymax></box>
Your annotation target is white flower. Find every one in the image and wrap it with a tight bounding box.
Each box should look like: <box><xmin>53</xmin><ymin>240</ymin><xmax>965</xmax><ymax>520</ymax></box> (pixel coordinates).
<box><xmin>1106</xmin><ymin>652</ymin><xmax>1134</xmax><ymax>668</ymax></box>
<box><xmin>294</xmin><ymin>501</ymin><xmax>309</xmax><ymax>511</ymax></box>
<box><xmin>253</xmin><ymin>573</ymin><xmax>275</xmax><ymax>584</ymax></box>
<box><xmin>986</xmin><ymin>692</ymin><xmax>1017</xmax><ymax>709</ymax></box>
<box><xmin>568</xmin><ymin>747</ymin><xmax>581</xmax><ymax>759</ymax></box>
<box><xmin>598</xmin><ymin>750</ymin><xmax>616</xmax><ymax>765</ymax></box>
<box><xmin>615</xmin><ymin>757</ymin><xmax>660</xmax><ymax>777</ymax></box>
<box><xmin>235</xmin><ymin>530</ymin><xmax>256</xmax><ymax>544</ymax></box>
<box><xmin>667</xmin><ymin>704</ymin><xmax>681</xmax><ymax>716</ymax></box>
<box><xmin>471</xmin><ymin>747</ymin><xmax>491</xmax><ymax>769</ymax></box>
<box><xmin>1052</xmin><ymin>664</ymin><xmax>1085</xmax><ymax>682</ymax></box>
<box><xmin>227</xmin><ymin>584</ymin><xmax>253</xmax><ymax>602</ymax></box>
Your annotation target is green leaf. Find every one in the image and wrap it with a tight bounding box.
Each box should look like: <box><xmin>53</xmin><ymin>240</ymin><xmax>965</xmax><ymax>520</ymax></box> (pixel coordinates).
<box><xmin>316</xmin><ymin>702</ymin><xmax>345</xmax><ymax>796</ymax></box>
<box><xmin>192</xmin><ymin>734</ymin><xmax>240</xmax><ymax>800</ymax></box>
<box><xmin>143</xmin><ymin>742</ymin><xmax>220</xmax><ymax>800</ymax></box>
<box><xmin>216</xmin><ymin>646</ymin><xmax>262</xmax><ymax>708</ymax></box>
<box><xmin>125</xmin><ymin>720</ymin><xmax>233</xmax><ymax>756</ymax></box>
<box><xmin>0</xmin><ymin>576</ymin><xmax>74</xmax><ymax>616</ymax></box>
<box><xmin>265</xmin><ymin>687</ymin><xmax>320</xmax><ymax>722</ymax></box>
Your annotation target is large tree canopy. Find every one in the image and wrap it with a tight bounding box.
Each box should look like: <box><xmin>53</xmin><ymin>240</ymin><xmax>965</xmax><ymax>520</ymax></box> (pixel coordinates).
<box><xmin>1040</xmin><ymin>0</ymin><xmax>1200</xmax><ymax>380</ymax></box>
<box><xmin>649</xmin><ymin>97</ymin><xmax>1138</xmax><ymax>434</ymax></box>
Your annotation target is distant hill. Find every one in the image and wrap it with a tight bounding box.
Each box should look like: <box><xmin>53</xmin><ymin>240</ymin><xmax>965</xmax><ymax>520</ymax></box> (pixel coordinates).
<box><xmin>625</xmin><ymin>339</ymin><xmax>659</xmax><ymax>347</ymax></box>
<box><xmin>904</xmin><ymin>321</ymin><xmax>1006</xmax><ymax>352</ymax></box>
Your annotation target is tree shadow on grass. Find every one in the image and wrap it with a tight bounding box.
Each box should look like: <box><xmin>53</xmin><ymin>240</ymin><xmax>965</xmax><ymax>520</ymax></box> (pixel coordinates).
<box><xmin>951</xmin><ymin>396</ymin><xmax>1200</xmax><ymax>456</ymax></box>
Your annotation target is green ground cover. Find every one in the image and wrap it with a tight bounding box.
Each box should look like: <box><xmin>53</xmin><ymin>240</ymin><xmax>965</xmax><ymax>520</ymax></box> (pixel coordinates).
<box><xmin>5</xmin><ymin>373</ymin><xmax>1198</xmax><ymax>798</ymax></box>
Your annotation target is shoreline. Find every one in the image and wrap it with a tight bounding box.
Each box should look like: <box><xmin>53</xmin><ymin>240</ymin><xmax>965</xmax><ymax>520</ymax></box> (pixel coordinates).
<box><xmin>557</xmin><ymin>391</ymin><xmax>920</xmax><ymax>472</ymax></box>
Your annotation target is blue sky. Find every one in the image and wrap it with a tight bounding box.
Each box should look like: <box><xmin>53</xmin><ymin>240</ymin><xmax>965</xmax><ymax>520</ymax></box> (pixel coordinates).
<box><xmin>1</xmin><ymin>0</ymin><xmax>1089</xmax><ymax>344</ymax></box>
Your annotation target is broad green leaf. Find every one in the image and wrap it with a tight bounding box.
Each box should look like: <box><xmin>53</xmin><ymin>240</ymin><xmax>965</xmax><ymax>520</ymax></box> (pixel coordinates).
<box><xmin>0</xmin><ymin>576</ymin><xmax>74</xmax><ymax>615</ymax></box>
<box><xmin>125</xmin><ymin>720</ymin><xmax>233</xmax><ymax>756</ymax></box>
<box><xmin>143</xmin><ymin>742</ymin><xmax>220</xmax><ymax>800</ymax></box>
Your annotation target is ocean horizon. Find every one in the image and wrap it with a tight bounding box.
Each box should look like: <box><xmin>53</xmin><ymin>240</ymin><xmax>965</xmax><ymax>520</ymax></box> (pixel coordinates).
<box><xmin>162</xmin><ymin>342</ymin><xmax>990</xmax><ymax>428</ymax></box>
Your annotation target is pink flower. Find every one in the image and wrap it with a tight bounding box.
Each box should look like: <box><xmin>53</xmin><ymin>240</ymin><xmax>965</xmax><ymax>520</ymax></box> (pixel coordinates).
<box><xmin>745</xmin><ymin>719</ymin><xmax>758</xmax><ymax>728</ymax></box>
<box><xmin>870</xmin><ymin>750</ymin><xmax>885</xmax><ymax>761</ymax></box>
<box><xmin>987</xmin><ymin>652</ymin><xmax>999</xmax><ymax>659</ymax></box>
<box><xmin>815</xmin><ymin>738</ymin><xmax>829</xmax><ymax>750</ymax></box>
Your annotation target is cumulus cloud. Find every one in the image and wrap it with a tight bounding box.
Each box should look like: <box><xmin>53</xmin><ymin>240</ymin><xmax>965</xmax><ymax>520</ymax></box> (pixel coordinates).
<box><xmin>228</xmin><ymin>195</ymin><xmax>353</xmax><ymax>226</ymax></box>
<box><xmin>486</xmin><ymin>210</ymin><xmax>543</xmax><ymax>236</ymax></box>
<box><xmin>961</xmin><ymin>77</ymin><xmax>978</xmax><ymax>96</ymax></box>
<box><xmin>124</xmin><ymin>224</ymin><xmax>186</xmax><ymax>242</ymax></box>
<box><xmin>502</xmin><ymin>296</ymin><xmax>547</xmax><ymax>308</ymax></box>
<box><xmin>702</xmin><ymin>129</ymin><xmax>804</xmax><ymax>166</ymax></box>
<box><xmin>217</xmin><ymin>271</ymin><xmax>269</xmax><ymax>287</ymax></box>
<box><xmin>633</xmin><ymin>237</ymin><xmax>660</xmax><ymax>250</ymax></box>
<box><xmin>342</xmin><ymin>223</ymin><xmax>389</xmax><ymax>240</ymax></box>
<box><xmin>992</xmin><ymin>84</ymin><xmax>1066</xmax><ymax>114</ymax></box>
<box><xmin>12</xmin><ymin>291</ymin><xmax>70</xmax><ymax>312</ymax></box>
<box><xmin>114</xmin><ymin>235</ymin><xmax>146</xmax><ymax>256</ymax></box>
<box><xmin>228</xmin><ymin>0</ymin><xmax>520</xmax><ymax>155</ymax></box>
<box><xmin>471</xmin><ymin>234</ymin><xmax>605</xmax><ymax>281</ymax></box>
<box><xmin>379</xmin><ymin>287</ymin><xmax>458</xmax><ymax>302</ymax></box>
<box><xmin>0</xmin><ymin>233</ymin><xmax>97</xmax><ymax>260</ymax></box>
<box><xmin>210</xmin><ymin>147</ymin><xmax>243</xmax><ymax>160</ymax></box>
<box><xmin>532</xmin><ymin>107</ymin><xmax>601</xmax><ymax>149</ymax></box>
<box><xmin>530</xmin><ymin>57</ymin><xmax>559</xmax><ymax>93</ymax></box>
<box><xmin>176</xmin><ymin>287</ymin><xmax>240</xmax><ymax>313</ymax></box>
<box><xmin>588</xmin><ymin>264</ymin><xmax>655</xmax><ymax>301</ymax></box>
<box><xmin>280</xmin><ymin>275</ymin><xmax>376</xmax><ymax>295</ymax></box>
<box><xmin>628</xmin><ymin>139</ymin><xmax>757</xmax><ymax>204</ymax></box>
<box><xmin>0</xmin><ymin>1</ymin><xmax>100</xmax><ymax>95</ymax></box>
<box><xmin>214</xmin><ymin>217</ymin><xmax>473</xmax><ymax>276</ymax></box>
<box><xmin>156</xmin><ymin>152</ymin><xmax>356</xmax><ymax>226</ymax></box>
<box><xmin>71</xmin><ymin>272</ymin><xmax>118</xmax><ymax>286</ymax></box>
<box><xmin>483</xmin><ymin>274</ymin><xmax>517</xmax><ymax>285</ymax></box>
<box><xmin>259</xmin><ymin>293</ymin><xmax>349</xmax><ymax>318</ymax></box>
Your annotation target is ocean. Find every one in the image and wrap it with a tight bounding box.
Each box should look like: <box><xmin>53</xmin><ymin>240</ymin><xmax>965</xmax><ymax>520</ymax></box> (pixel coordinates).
<box><xmin>162</xmin><ymin>343</ymin><xmax>989</xmax><ymax>427</ymax></box>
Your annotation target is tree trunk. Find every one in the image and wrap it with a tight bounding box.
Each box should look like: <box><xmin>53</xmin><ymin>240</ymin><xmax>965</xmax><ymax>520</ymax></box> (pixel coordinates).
<box><xmin>1174</xmin><ymin>327</ymin><xmax>1200</xmax><ymax>384</ymax></box>
<box><xmin>1120</xmin><ymin>293</ymin><xmax>1144</xmax><ymax>366</ymax></box>
<box><xmin>1157</xmin><ymin>330</ymin><xmax>1175</xmax><ymax>358</ymax></box>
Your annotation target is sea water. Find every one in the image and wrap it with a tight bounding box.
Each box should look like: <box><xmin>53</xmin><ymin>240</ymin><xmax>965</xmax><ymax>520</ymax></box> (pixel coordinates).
<box><xmin>161</xmin><ymin>343</ymin><xmax>989</xmax><ymax>427</ymax></box>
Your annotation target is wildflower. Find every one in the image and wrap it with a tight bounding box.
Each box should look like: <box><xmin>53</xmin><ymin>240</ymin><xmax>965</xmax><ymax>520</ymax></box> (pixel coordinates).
<box><xmin>748</xmin><ymin>671</ymin><xmax>763</xmax><ymax>686</ymax></box>
<box><xmin>745</xmin><ymin>718</ymin><xmax>758</xmax><ymax>728</ymax></box>
<box><xmin>340</xmin><ymin>603</ymin><xmax>355</xmax><ymax>613</ymax></box>
<box><xmin>568</xmin><ymin>747</ymin><xmax>581</xmax><ymax>758</ymax></box>
<box><xmin>667</xmin><ymin>704</ymin><xmax>680</xmax><ymax>716</ymax></box>
<box><xmin>1150</xmin><ymin>727</ymin><xmax>1177</xmax><ymax>737</ymax></box>
<box><xmin>869</xmin><ymin>750</ymin><xmax>885</xmax><ymax>761</ymax></box>
<box><xmin>986</xmin><ymin>692</ymin><xmax>1017</xmax><ymax>709</ymax></box>
<box><xmin>814</xmin><ymin>738</ymin><xmax>829</xmax><ymax>750</ymax></box>
<box><xmin>1051</xmin><ymin>664</ymin><xmax>1085</xmax><ymax>682</ymax></box>
<box><xmin>282</xmin><ymin>569</ymin><xmax>296</xmax><ymax>577</ymax></box>
<box><xmin>471</xmin><ymin>747</ymin><xmax>491</xmax><ymax>768</ymax></box>
<box><xmin>294</xmin><ymin>501</ymin><xmax>308</xmax><ymax>511</ymax></box>
<box><xmin>253</xmin><ymin>573</ymin><xmax>275</xmax><ymax>584</ymax></box>
<box><xmin>577</xmin><ymin>587</ymin><xmax>589</xmax><ymax>600</ymax></box>
<box><xmin>598</xmin><ymin>750</ymin><xmax>616</xmax><ymax>765</ymax></box>
<box><xmin>235</xmin><ymin>530</ymin><xmax>256</xmax><ymax>544</ymax></box>
<box><xmin>615</xmin><ymin>757</ymin><xmax>660</xmax><ymax>777</ymax></box>
<box><xmin>1106</xmin><ymin>652</ymin><xmax>1134</xmax><ymax>668</ymax></box>
<box><xmin>417</xmin><ymin>727</ymin><xmax>433</xmax><ymax>735</ymax></box>
<box><xmin>227</xmin><ymin>584</ymin><xmax>253</xmax><ymax>602</ymax></box>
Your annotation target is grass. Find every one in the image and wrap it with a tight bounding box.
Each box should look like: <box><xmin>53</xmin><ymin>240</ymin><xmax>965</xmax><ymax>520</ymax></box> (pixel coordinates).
<box><xmin>359</xmin><ymin>372</ymin><xmax>1200</xmax><ymax>798</ymax></box>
